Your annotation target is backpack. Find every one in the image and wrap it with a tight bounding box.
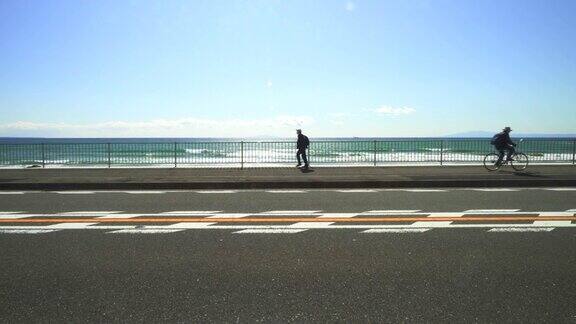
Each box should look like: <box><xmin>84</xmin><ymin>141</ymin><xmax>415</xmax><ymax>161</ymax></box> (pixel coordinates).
<box><xmin>303</xmin><ymin>135</ymin><xmax>310</xmax><ymax>147</ymax></box>
<box><xmin>490</xmin><ymin>133</ymin><xmax>503</xmax><ymax>145</ymax></box>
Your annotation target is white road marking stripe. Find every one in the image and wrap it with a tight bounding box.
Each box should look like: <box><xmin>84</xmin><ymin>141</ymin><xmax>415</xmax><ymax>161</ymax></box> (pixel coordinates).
<box><xmin>0</xmin><ymin>229</ymin><xmax>60</xmax><ymax>234</ymax></box>
<box><xmin>266</xmin><ymin>190</ymin><xmax>306</xmax><ymax>193</ymax></box>
<box><xmin>404</xmin><ymin>189</ymin><xmax>447</xmax><ymax>192</ymax></box>
<box><xmin>59</xmin><ymin>211</ymin><xmax>121</xmax><ymax>216</ymax></box>
<box><xmin>289</xmin><ymin>222</ymin><xmax>335</xmax><ymax>228</ymax></box>
<box><xmin>411</xmin><ymin>221</ymin><xmax>453</xmax><ymax>227</ymax></box>
<box><xmin>0</xmin><ymin>192</ymin><xmax>25</xmax><ymax>195</ymax></box>
<box><xmin>108</xmin><ymin>229</ymin><xmax>185</xmax><ymax>234</ymax></box>
<box><xmin>161</xmin><ymin>211</ymin><xmax>221</xmax><ymax>214</ymax></box>
<box><xmin>97</xmin><ymin>214</ymin><xmax>144</xmax><ymax>218</ymax></box>
<box><xmin>124</xmin><ymin>191</ymin><xmax>166</xmax><ymax>194</ymax></box>
<box><xmin>473</xmin><ymin>188</ymin><xmax>519</xmax><ymax>192</ymax></box>
<box><xmin>47</xmin><ymin>223</ymin><xmax>99</xmax><ymax>229</ymax></box>
<box><xmin>0</xmin><ymin>215</ymin><xmax>34</xmax><ymax>219</ymax></box>
<box><xmin>234</xmin><ymin>229</ymin><xmax>308</xmax><ymax>234</ymax></box>
<box><xmin>260</xmin><ymin>210</ymin><xmax>322</xmax><ymax>214</ymax></box>
<box><xmin>488</xmin><ymin>228</ymin><xmax>555</xmax><ymax>232</ymax></box>
<box><xmin>0</xmin><ymin>226</ymin><xmax>134</xmax><ymax>230</ymax></box>
<box><xmin>363</xmin><ymin>228</ymin><xmax>430</xmax><ymax>233</ymax></box>
<box><xmin>337</xmin><ymin>189</ymin><xmax>377</xmax><ymax>193</ymax></box>
<box><xmin>565</xmin><ymin>209</ymin><xmax>576</xmax><ymax>212</ymax></box>
<box><xmin>538</xmin><ymin>212</ymin><xmax>574</xmax><ymax>217</ymax></box>
<box><xmin>532</xmin><ymin>221</ymin><xmax>572</xmax><ymax>226</ymax></box>
<box><xmin>166</xmin><ymin>222</ymin><xmax>218</xmax><ymax>228</ymax></box>
<box><xmin>207</xmin><ymin>214</ymin><xmax>251</xmax><ymax>218</ymax></box>
<box><xmin>56</xmin><ymin>191</ymin><xmax>95</xmax><ymax>194</ymax></box>
<box><xmin>545</xmin><ymin>188</ymin><xmax>576</xmax><ymax>191</ymax></box>
<box><xmin>426</xmin><ymin>212</ymin><xmax>464</xmax><ymax>218</ymax></box>
<box><xmin>464</xmin><ymin>209</ymin><xmax>520</xmax><ymax>213</ymax></box>
<box><xmin>365</xmin><ymin>210</ymin><xmax>421</xmax><ymax>213</ymax></box>
<box><xmin>196</xmin><ymin>190</ymin><xmax>238</xmax><ymax>194</ymax></box>
<box><xmin>0</xmin><ymin>212</ymin><xmax>24</xmax><ymax>214</ymax></box>
<box><xmin>316</xmin><ymin>213</ymin><xmax>359</xmax><ymax>218</ymax></box>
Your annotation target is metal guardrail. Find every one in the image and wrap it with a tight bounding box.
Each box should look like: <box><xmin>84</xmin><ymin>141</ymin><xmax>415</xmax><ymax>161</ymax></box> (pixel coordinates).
<box><xmin>0</xmin><ymin>138</ymin><xmax>575</xmax><ymax>168</ymax></box>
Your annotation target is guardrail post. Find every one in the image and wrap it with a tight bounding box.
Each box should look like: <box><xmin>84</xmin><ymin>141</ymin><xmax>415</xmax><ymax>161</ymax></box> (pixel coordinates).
<box><xmin>440</xmin><ymin>140</ymin><xmax>444</xmax><ymax>166</ymax></box>
<box><xmin>107</xmin><ymin>143</ymin><xmax>111</xmax><ymax>168</ymax></box>
<box><xmin>240</xmin><ymin>141</ymin><xmax>244</xmax><ymax>170</ymax></box>
<box><xmin>42</xmin><ymin>143</ymin><xmax>46</xmax><ymax>168</ymax></box>
<box><xmin>373</xmin><ymin>140</ymin><xmax>377</xmax><ymax>167</ymax></box>
<box><xmin>174</xmin><ymin>142</ymin><xmax>178</xmax><ymax>168</ymax></box>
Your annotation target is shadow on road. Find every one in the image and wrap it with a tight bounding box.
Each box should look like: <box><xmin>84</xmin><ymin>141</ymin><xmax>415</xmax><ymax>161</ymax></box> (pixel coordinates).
<box><xmin>499</xmin><ymin>170</ymin><xmax>546</xmax><ymax>178</ymax></box>
<box><xmin>300</xmin><ymin>169</ymin><xmax>315</xmax><ymax>174</ymax></box>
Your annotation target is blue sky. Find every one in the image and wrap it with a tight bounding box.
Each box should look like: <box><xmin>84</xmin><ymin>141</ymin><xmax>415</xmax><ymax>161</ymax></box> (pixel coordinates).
<box><xmin>1</xmin><ymin>0</ymin><xmax>575</xmax><ymax>137</ymax></box>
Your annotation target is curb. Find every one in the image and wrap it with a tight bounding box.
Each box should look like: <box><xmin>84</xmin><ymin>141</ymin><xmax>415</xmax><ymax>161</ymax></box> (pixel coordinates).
<box><xmin>1</xmin><ymin>179</ymin><xmax>575</xmax><ymax>191</ymax></box>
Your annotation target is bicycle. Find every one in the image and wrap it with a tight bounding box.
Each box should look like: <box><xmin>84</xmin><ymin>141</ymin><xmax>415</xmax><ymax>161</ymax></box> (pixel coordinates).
<box><xmin>483</xmin><ymin>139</ymin><xmax>529</xmax><ymax>171</ymax></box>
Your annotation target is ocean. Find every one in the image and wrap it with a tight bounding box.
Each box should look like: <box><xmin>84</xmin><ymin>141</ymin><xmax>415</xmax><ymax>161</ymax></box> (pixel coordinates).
<box><xmin>0</xmin><ymin>137</ymin><xmax>574</xmax><ymax>168</ymax></box>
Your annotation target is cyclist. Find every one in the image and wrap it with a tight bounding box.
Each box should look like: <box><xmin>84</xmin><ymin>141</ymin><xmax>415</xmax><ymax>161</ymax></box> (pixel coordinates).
<box><xmin>491</xmin><ymin>126</ymin><xmax>516</xmax><ymax>166</ymax></box>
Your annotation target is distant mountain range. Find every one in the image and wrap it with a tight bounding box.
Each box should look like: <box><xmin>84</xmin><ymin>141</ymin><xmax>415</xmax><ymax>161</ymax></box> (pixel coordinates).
<box><xmin>446</xmin><ymin>131</ymin><xmax>576</xmax><ymax>138</ymax></box>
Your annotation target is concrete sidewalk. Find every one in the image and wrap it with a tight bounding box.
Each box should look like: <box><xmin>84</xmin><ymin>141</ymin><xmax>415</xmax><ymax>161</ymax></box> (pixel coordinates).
<box><xmin>0</xmin><ymin>165</ymin><xmax>575</xmax><ymax>190</ymax></box>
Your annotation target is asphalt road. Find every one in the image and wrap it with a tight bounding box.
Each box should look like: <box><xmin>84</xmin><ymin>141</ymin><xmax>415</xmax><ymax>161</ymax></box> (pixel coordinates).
<box><xmin>1</xmin><ymin>188</ymin><xmax>575</xmax><ymax>322</ymax></box>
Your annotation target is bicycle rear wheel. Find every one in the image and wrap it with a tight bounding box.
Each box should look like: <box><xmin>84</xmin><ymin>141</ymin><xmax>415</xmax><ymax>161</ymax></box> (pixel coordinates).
<box><xmin>483</xmin><ymin>153</ymin><xmax>500</xmax><ymax>171</ymax></box>
<box><xmin>511</xmin><ymin>152</ymin><xmax>529</xmax><ymax>171</ymax></box>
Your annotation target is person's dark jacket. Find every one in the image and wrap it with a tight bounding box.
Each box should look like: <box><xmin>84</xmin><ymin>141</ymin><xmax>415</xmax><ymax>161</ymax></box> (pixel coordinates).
<box><xmin>493</xmin><ymin>131</ymin><xmax>514</xmax><ymax>148</ymax></box>
<box><xmin>297</xmin><ymin>134</ymin><xmax>310</xmax><ymax>149</ymax></box>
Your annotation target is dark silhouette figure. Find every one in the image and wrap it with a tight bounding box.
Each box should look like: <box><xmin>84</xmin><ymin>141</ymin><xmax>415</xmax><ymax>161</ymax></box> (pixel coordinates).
<box><xmin>296</xmin><ymin>129</ymin><xmax>310</xmax><ymax>169</ymax></box>
<box><xmin>491</xmin><ymin>126</ymin><xmax>516</xmax><ymax>166</ymax></box>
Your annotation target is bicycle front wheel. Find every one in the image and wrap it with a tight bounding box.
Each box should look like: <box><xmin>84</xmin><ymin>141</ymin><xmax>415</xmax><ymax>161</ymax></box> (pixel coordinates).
<box><xmin>483</xmin><ymin>153</ymin><xmax>500</xmax><ymax>171</ymax></box>
<box><xmin>511</xmin><ymin>152</ymin><xmax>529</xmax><ymax>171</ymax></box>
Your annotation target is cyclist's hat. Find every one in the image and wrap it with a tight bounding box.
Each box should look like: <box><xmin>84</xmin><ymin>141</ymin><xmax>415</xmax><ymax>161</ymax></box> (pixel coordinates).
<box><xmin>503</xmin><ymin>126</ymin><xmax>512</xmax><ymax>132</ymax></box>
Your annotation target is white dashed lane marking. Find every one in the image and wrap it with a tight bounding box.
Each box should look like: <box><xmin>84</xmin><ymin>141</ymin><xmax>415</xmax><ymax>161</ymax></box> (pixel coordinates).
<box><xmin>288</xmin><ymin>222</ymin><xmax>335</xmax><ymax>228</ymax></box>
<box><xmin>472</xmin><ymin>188</ymin><xmax>519</xmax><ymax>192</ymax></box>
<box><xmin>363</xmin><ymin>228</ymin><xmax>430</xmax><ymax>233</ymax></box>
<box><xmin>165</xmin><ymin>222</ymin><xmax>218</xmax><ymax>228</ymax></box>
<box><xmin>124</xmin><ymin>191</ymin><xmax>166</xmax><ymax>194</ymax></box>
<box><xmin>207</xmin><ymin>214</ymin><xmax>251</xmax><ymax>218</ymax></box>
<box><xmin>488</xmin><ymin>228</ymin><xmax>555</xmax><ymax>232</ymax></box>
<box><xmin>161</xmin><ymin>211</ymin><xmax>222</xmax><ymax>215</ymax></box>
<box><xmin>234</xmin><ymin>229</ymin><xmax>308</xmax><ymax>234</ymax></box>
<box><xmin>97</xmin><ymin>213</ymin><xmax>145</xmax><ymax>219</ymax></box>
<box><xmin>107</xmin><ymin>229</ymin><xmax>185</xmax><ymax>234</ymax></box>
<box><xmin>59</xmin><ymin>211</ymin><xmax>121</xmax><ymax>216</ymax></box>
<box><xmin>316</xmin><ymin>213</ymin><xmax>359</xmax><ymax>218</ymax></box>
<box><xmin>0</xmin><ymin>192</ymin><xmax>25</xmax><ymax>195</ymax></box>
<box><xmin>464</xmin><ymin>209</ymin><xmax>520</xmax><ymax>213</ymax></box>
<box><xmin>363</xmin><ymin>210</ymin><xmax>421</xmax><ymax>215</ymax></box>
<box><xmin>47</xmin><ymin>223</ymin><xmax>99</xmax><ymax>229</ymax></box>
<box><xmin>56</xmin><ymin>191</ymin><xmax>95</xmax><ymax>194</ymax></box>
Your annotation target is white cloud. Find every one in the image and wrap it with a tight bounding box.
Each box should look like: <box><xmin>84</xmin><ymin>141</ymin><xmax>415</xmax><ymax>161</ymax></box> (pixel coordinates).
<box><xmin>345</xmin><ymin>1</ymin><xmax>356</xmax><ymax>11</ymax></box>
<box><xmin>0</xmin><ymin>116</ymin><xmax>315</xmax><ymax>137</ymax></box>
<box><xmin>374</xmin><ymin>106</ymin><xmax>416</xmax><ymax>116</ymax></box>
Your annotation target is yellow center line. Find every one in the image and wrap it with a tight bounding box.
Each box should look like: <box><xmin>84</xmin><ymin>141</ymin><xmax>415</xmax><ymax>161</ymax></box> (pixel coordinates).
<box><xmin>0</xmin><ymin>216</ymin><xmax>574</xmax><ymax>223</ymax></box>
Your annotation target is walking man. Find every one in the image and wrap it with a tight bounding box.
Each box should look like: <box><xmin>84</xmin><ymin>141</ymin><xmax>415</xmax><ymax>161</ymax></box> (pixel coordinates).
<box><xmin>296</xmin><ymin>129</ymin><xmax>310</xmax><ymax>169</ymax></box>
